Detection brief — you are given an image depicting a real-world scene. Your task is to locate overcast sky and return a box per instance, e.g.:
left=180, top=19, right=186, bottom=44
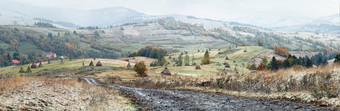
left=7, top=0, right=340, bottom=24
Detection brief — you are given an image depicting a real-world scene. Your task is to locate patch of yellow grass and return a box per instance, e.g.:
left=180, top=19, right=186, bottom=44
left=94, top=69, right=141, bottom=81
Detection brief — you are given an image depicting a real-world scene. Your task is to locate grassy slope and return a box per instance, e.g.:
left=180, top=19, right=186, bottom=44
left=0, top=46, right=268, bottom=76
left=152, top=46, right=269, bottom=76
left=0, top=57, right=155, bottom=75
left=77, top=23, right=235, bottom=52
left=2, top=20, right=339, bottom=60
left=0, top=40, right=9, bottom=49
left=0, top=59, right=124, bottom=75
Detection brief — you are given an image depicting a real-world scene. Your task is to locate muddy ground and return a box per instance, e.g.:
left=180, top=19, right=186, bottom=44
left=82, top=77, right=331, bottom=111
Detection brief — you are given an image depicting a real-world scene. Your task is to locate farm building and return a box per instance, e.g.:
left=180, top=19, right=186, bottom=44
left=10, top=60, right=21, bottom=65
left=46, top=52, right=57, bottom=58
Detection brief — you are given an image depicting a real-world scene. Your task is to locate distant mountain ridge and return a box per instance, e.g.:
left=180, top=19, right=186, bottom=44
left=271, top=13, right=340, bottom=34
left=314, top=14, right=339, bottom=25
left=0, top=0, right=145, bottom=27
left=0, top=0, right=274, bottom=29
left=0, top=0, right=338, bottom=33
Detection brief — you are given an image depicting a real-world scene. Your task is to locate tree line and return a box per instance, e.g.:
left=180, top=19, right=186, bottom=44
left=128, top=46, right=168, bottom=59
left=256, top=49, right=339, bottom=71
left=34, top=22, right=56, bottom=28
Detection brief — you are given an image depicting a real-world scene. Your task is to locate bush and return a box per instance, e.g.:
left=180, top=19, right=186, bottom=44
left=335, top=54, right=340, bottom=64
left=201, top=50, right=211, bottom=65
left=150, top=55, right=167, bottom=67
left=292, top=65, right=303, bottom=71
left=134, top=61, right=147, bottom=76
left=247, top=64, right=257, bottom=70
left=150, top=61, right=159, bottom=67
left=256, top=64, right=266, bottom=71
left=129, top=46, right=168, bottom=59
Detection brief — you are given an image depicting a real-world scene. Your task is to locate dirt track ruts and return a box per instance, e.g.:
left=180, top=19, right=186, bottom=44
left=82, top=77, right=331, bottom=111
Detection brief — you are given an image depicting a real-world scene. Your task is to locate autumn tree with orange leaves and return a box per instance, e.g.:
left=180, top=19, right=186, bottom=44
left=65, top=43, right=74, bottom=60
left=134, top=61, right=147, bottom=76
left=274, top=47, right=290, bottom=57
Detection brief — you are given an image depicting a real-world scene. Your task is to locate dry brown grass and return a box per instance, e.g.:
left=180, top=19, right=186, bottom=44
left=96, top=64, right=340, bottom=93
left=167, top=64, right=340, bottom=108
left=0, top=76, right=33, bottom=92
left=113, top=65, right=339, bottom=95
left=242, top=64, right=340, bottom=92
left=0, top=76, right=135, bottom=111
left=92, top=64, right=340, bottom=107
left=0, top=76, right=77, bottom=92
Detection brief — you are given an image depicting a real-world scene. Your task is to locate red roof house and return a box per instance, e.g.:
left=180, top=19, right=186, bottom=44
left=10, top=60, right=21, bottom=64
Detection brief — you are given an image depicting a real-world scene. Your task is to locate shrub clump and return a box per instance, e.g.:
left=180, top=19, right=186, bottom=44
left=134, top=61, right=147, bottom=76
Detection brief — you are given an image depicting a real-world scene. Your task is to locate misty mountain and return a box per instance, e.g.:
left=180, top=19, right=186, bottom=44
left=0, top=9, right=38, bottom=25
left=135, top=14, right=265, bottom=30
left=314, top=14, right=339, bottom=25
left=0, top=0, right=145, bottom=27
left=271, top=13, right=340, bottom=34
left=0, top=0, right=275, bottom=29
left=0, top=2, right=264, bottom=30
left=238, top=15, right=315, bottom=28
left=0, top=0, right=338, bottom=34
left=0, top=9, right=79, bottom=28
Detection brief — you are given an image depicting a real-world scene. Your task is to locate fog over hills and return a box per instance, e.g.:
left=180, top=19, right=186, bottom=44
left=0, top=0, right=339, bottom=33
left=0, top=1, right=261, bottom=29
left=314, top=13, right=339, bottom=25
left=271, top=13, right=340, bottom=34
left=0, top=0, right=146, bottom=26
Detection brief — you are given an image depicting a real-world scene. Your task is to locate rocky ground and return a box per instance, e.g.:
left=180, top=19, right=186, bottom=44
left=0, top=76, right=135, bottom=111
left=83, top=77, right=332, bottom=111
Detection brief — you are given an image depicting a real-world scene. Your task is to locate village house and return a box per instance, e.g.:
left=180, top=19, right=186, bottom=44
left=46, top=52, right=57, bottom=59
left=10, top=60, right=21, bottom=65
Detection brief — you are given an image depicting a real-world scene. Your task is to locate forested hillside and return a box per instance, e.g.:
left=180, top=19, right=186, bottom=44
left=0, top=25, right=123, bottom=66
left=1, top=19, right=339, bottom=67
left=92, top=20, right=339, bottom=52
left=158, top=20, right=338, bottom=51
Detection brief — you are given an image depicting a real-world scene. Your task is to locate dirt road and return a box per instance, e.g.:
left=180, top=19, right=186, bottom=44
left=82, top=77, right=330, bottom=111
